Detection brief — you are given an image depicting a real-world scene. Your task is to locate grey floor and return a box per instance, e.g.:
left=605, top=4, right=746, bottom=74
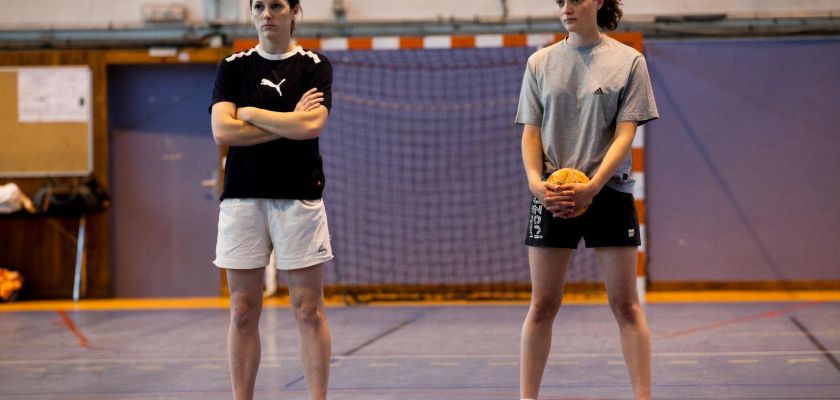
left=1, top=302, right=839, bottom=399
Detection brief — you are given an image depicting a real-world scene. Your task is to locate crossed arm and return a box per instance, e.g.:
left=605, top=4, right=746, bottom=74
left=211, top=88, right=328, bottom=146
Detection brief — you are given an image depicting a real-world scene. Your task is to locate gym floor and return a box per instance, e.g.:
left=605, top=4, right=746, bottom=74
left=1, top=292, right=839, bottom=399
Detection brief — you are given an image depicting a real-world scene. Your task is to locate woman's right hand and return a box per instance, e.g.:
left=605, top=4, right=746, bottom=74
left=532, top=180, right=574, bottom=218
left=295, top=88, right=324, bottom=112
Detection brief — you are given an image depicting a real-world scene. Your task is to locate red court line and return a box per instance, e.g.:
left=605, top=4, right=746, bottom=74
left=656, top=301, right=822, bottom=339
left=57, top=310, right=90, bottom=349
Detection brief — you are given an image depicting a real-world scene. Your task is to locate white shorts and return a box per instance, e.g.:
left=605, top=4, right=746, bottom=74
left=214, top=198, right=333, bottom=270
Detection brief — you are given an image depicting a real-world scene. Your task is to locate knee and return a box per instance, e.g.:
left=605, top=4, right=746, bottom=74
left=230, top=293, right=261, bottom=330
left=610, top=300, right=643, bottom=326
left=292, top=300, right=325, bottom=328
left=528, top=297, right=562, bottom=324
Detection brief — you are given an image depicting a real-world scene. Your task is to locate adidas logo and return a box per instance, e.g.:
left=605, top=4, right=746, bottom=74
left=593, top=87, right=605, bottom=96
left=317, top=244, right=328, bottom=253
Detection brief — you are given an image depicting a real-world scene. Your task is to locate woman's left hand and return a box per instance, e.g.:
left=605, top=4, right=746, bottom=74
left=295, top=88, right=324, bottom=112
left=557, top=181, right=599, bottom=218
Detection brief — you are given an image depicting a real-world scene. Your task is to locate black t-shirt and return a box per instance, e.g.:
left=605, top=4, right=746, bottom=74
left=211, top=45, right=333, bottom=200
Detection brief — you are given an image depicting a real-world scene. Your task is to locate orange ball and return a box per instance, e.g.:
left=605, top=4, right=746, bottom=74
left=546, top=168, right=590, bottom=218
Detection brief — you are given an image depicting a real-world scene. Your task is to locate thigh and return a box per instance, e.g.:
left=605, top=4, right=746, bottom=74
left=594, top=247, right=639, bottom=303
left=528, top=246, right=574, bottom=299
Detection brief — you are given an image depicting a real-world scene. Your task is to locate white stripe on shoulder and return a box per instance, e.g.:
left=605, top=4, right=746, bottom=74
left=295, top=46, right=321, bottom=64
left=225, top=47, right=257, bottom=62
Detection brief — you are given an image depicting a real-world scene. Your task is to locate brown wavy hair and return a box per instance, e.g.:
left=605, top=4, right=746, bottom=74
left=597, top=0, right=623, bottom=31
left=249, top=0, right=302, bottom=35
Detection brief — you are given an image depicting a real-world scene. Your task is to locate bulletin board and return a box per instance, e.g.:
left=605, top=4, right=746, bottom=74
left=0, top=66, right=93, bottom=177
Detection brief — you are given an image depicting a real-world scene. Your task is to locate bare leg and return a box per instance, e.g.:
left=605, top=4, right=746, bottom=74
left=520, top=247, right=573, bottom=400
left=226, top=268, right=266, bottom=400
left=287, top=264, right=331, bottom=400
left=595, top=247, right=651, bottom=400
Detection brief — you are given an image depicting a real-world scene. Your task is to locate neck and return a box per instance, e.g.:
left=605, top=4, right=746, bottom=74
left=258, top=36, right=295, bottom=55
left=566, top=28, right=602, bottom=48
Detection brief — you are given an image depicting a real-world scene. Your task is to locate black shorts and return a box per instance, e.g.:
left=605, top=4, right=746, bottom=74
left=525, top=186, right=641, bottom=249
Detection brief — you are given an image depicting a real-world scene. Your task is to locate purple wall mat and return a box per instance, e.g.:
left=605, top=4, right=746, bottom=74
left=644, top=37, right=840, bottom=282
left=109, top=65, right=221, bottom=297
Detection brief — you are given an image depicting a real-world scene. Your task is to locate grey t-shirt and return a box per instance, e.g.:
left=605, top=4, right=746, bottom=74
left=515, top=35, right=658, bottom=193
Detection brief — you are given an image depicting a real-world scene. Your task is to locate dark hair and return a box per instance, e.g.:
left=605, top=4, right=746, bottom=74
left=597, top=0, right=623, bottom=30
left=250, top=0, right=302, bottom=36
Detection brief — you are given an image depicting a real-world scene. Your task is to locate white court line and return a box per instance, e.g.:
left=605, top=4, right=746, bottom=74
left=430, top=361, right=460, bottom=366
left=16, top=367, right=46, bottom=372
left=76, top=366, right=105, bottom=371
left=548, top=361, right=579, bottom=365
left=1, top=350, right=838, bottom=365
left=0, top=356, right=239, bottom=365
left=332, top=350, right=840, bottom=359
left=135, top=365, right=164, bottom=370
left=334, top=350, right=840, bottom=359
left=727, top=359, right=760, bottom=364
left=369, top=362, right=401, bottom=368
left=788, top=358, right=819, bottom=364
left=668, top=360, right=699, bottom=365
left=192, top=364, right=223, bottom=370
left=488, top=361, right=518, bottom=366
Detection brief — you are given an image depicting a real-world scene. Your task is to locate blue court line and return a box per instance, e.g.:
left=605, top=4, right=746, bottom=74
left=339, top=309, right=428, bottom=357
left=282, top=309, right=428, bottom=388
left=790, top=316, right=840, bottom=374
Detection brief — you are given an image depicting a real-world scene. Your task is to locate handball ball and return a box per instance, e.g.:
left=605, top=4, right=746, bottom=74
left=546, top=168, right=590, bottom=218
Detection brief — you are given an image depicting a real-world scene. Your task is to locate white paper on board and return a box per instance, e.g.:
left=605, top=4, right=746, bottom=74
left=18, top=67, right=91, bottom=123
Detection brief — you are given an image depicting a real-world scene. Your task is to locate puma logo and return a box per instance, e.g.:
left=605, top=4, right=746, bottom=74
left=260, top=78, right=286, bottom=96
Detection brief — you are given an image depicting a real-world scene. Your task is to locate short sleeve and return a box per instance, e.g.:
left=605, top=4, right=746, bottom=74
left=515, top=56, right=543, bottom=126
left=617, top=56, right=659, bottom=126
left=209, top=58, right=239, bottom=113
left=307, top=54, right=333, bottom=111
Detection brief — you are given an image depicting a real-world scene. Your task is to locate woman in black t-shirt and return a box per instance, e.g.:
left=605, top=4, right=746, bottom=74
left=209, top=1, right=333, bottom=399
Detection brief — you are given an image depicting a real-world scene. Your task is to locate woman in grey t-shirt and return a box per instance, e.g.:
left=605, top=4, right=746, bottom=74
left=515, top=1, right=658, bottom=399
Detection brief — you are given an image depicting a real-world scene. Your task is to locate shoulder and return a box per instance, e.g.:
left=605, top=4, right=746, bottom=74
left=222, top=47, right=260, bottom=64
left=602, top=36, right=644, bottom=62
left=297, top=47, right=331, bottom=67
left=527, top=41, right=565, bottom=71
left=296, top=49, right=332, bottom=85
left=294, top=48, right=332, bottom=80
